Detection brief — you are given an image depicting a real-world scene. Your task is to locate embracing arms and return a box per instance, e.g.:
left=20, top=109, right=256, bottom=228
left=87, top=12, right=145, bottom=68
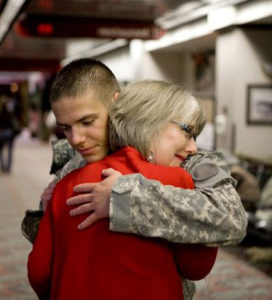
left=109, top=151, right=247, bottom=246
left=67, top=150, right=247, bottom=246
left=22, top=139, right=247, bottom=247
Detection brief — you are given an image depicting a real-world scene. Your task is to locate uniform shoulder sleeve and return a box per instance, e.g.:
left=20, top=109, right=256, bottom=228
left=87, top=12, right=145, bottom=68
left=50, top=139, right=76, bottom=175
left=21, top=210, right=44, bottom=243
left=55, top=151, right=86, bottom=180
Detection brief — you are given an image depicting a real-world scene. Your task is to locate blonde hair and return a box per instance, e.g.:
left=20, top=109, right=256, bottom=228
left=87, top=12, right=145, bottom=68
left=109, top=80, right=206, bottom=158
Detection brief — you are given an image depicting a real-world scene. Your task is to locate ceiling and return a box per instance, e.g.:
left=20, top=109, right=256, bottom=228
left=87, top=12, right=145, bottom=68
left=0, top=0, right=271, bottom=72
left=0, top=0, right=184, bottom=71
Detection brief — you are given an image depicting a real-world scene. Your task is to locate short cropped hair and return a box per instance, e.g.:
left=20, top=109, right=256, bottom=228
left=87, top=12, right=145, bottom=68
left=109, top=80, right=206, bottom=158
left=50, top=58, right=120, bottom=107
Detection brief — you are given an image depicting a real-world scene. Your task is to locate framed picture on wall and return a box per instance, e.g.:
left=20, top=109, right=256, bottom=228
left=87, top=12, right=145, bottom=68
left=247, top=84, right=272, bottom=125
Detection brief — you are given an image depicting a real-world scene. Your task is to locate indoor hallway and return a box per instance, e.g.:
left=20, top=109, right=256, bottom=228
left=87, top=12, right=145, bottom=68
left=0, top=131, right=272, bottom=299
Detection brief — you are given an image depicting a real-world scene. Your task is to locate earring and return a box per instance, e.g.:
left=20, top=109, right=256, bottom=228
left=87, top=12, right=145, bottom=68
left=147, top=151, right=154, bottom=162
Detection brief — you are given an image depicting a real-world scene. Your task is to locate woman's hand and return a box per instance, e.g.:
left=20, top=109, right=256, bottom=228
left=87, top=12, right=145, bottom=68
left=41, top=179, right=58, bottom=211
left=66, top=168, right=122, bottom=230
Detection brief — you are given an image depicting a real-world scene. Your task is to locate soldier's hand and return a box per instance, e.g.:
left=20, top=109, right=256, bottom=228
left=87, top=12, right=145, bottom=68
left=66, top=168, right=122, bottom=230
left=41, top=179, right=58, bottom=211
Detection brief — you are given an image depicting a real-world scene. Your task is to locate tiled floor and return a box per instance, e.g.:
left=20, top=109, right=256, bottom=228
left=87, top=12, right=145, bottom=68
left=1, top=131, right=272, bottom=299
left=195, top=249, right=272, bottom=300
left=0, top=132, right=53, bottom=300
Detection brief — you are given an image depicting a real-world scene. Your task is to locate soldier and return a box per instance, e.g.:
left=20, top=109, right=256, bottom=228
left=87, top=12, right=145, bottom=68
left=28, top=80, right=218, bottom=300
left=22, top=58, right=247, bottom=299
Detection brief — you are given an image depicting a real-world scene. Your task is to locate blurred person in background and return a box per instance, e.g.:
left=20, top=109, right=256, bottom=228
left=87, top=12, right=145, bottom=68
left=0, top=95, right=21, bottom=173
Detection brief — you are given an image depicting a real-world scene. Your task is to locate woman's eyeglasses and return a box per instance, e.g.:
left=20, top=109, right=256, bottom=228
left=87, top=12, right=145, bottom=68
left=171, top=121, right=196, bottom=140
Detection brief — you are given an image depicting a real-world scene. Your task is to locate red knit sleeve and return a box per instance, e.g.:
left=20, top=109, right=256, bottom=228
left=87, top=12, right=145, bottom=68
left=172, top=244, right=218, bottom=281
left=28, top=207, right=53, bottom=298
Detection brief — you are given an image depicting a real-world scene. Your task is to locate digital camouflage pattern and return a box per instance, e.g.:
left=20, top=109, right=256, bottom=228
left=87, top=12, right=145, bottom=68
left=21, top=210, right=44, bottom=243
left=21, top=212, right=43, bottom=244
left=110, top=149, right=248, bottom=246
left=50, top=138, right=86, bottom=179
left=55, top=151, right=86, bottom=180
left=49, top=139, right=76, bottom=175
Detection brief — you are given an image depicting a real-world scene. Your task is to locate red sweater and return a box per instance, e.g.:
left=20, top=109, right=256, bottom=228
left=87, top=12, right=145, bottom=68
left=28, top=146, right=217, bottom=300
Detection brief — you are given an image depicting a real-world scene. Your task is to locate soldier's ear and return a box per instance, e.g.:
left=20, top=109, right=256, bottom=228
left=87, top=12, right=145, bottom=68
left=111, top=92, right=119, bottom=103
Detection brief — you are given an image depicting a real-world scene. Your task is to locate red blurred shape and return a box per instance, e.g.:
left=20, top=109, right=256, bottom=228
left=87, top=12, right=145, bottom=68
left=15, top=15, right=165, bottom=40
left=37, top=23, right=54, bottom=35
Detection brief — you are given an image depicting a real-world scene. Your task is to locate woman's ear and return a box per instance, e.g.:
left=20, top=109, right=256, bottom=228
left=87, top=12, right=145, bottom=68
left=111, top=92, right=119, bottom=103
